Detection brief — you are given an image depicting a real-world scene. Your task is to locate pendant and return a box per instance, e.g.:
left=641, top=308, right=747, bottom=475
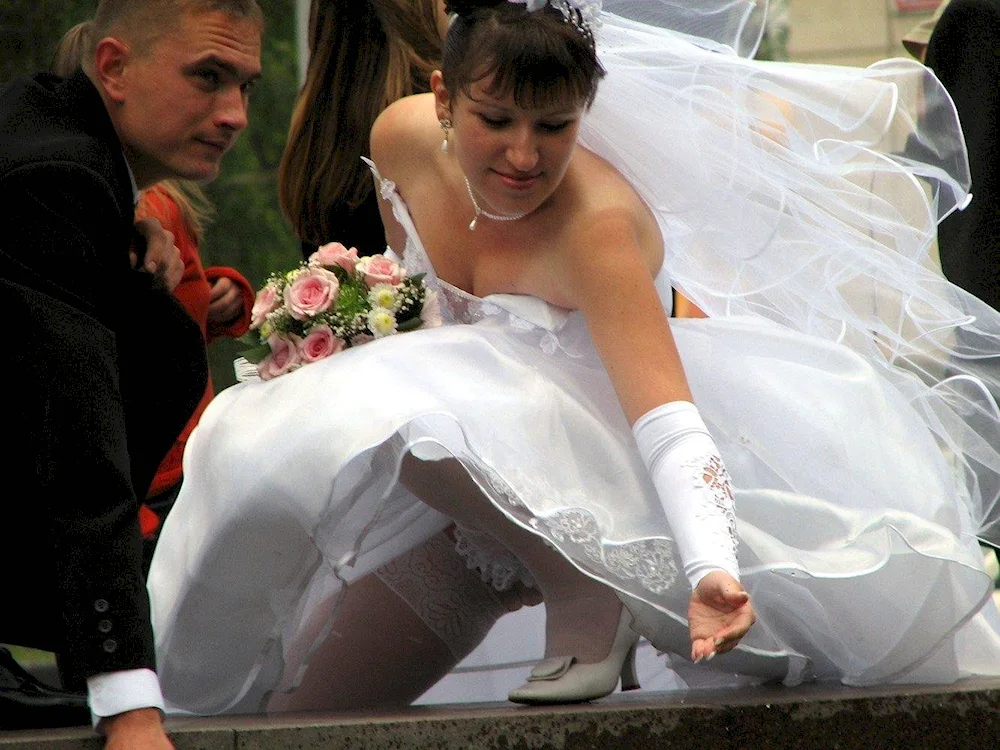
left=469, top=216, right=478, bottom=231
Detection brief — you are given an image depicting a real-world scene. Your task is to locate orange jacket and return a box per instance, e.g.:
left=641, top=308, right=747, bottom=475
left=137, top=185, right=254, bottom=510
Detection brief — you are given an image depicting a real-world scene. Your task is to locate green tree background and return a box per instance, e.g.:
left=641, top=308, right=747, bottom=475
left=1, top=0, right=302, bottom=391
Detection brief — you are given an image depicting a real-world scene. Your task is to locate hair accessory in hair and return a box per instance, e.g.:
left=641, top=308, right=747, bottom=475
left=507, top=0, right=602, bottom=37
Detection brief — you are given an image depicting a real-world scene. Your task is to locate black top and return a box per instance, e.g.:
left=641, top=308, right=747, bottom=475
left=300, top=189, right=388, bottom=261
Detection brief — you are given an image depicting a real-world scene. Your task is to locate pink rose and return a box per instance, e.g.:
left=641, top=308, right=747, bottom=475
left=299, top=325, right=346, bottom=363
left=250, top=281, right=281, bottom=329
left=284, top=268, right=340, bottom=320
left=356, top=254, right=404, bottom=287
left=258, top=334, right=301, bottom=381
left=309, top=242, right=360, bottom=273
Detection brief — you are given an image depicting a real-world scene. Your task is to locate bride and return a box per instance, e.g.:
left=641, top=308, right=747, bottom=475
left=149, top=0, right=1000, bottom=715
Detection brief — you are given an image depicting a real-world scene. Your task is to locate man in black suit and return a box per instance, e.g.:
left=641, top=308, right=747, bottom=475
left=0, top=0, right=262, bottom=746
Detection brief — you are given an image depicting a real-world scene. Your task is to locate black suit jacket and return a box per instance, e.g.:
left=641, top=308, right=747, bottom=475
left=0, top=69, right=207, bottom=687
left=925, top=0, right=1000, bottom=311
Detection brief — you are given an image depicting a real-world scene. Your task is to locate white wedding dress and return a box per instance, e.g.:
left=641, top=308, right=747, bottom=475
left=148, top=0, right=1000, bottom=716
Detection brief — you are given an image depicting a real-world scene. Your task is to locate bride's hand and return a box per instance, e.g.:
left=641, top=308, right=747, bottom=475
left=688, top=570, right=755, bottom=662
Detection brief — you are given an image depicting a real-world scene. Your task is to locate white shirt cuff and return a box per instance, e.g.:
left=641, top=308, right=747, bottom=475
left=87, top=668, right=164, bottom=729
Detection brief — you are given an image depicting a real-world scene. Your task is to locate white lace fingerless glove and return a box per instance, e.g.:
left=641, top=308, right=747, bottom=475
left=632, top=401, right=740, bottom=589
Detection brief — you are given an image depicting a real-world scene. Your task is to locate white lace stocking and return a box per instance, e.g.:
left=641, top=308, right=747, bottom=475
left=373, top=530, right=514, bottom=660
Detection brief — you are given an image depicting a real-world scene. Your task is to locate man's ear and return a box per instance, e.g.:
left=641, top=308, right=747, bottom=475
left=431, top=70, right=451, bottom=121
left=93, top=37, right=130, bottom=104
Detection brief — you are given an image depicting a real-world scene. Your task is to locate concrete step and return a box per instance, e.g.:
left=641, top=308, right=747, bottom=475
left=2, top=678, right=999, bottom=749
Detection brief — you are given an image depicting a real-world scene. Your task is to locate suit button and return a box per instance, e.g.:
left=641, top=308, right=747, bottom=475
left=102, top=639, right=117, bottom=653
left=98, top=619, right=113, bottom=634
left=94, top=599, right=109, bottom=613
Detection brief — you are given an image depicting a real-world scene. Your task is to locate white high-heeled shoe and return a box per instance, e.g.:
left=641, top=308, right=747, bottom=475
left=507, top=607, right=640, bottom=705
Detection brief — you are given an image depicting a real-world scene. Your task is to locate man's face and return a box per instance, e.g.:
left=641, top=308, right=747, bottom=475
left=116, top=9, right=262, bottom=186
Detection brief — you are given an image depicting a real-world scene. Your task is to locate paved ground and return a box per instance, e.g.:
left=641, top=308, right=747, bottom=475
left=5, top=551, right=999, bottom=747
left=3, top=677, right=1000, bottom=749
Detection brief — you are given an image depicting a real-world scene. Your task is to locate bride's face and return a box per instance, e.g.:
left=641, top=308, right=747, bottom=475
left=441, top=74, right=584, bottom=217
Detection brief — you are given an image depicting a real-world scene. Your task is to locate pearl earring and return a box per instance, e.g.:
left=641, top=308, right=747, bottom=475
left=440, top=118, right=452, bottom=153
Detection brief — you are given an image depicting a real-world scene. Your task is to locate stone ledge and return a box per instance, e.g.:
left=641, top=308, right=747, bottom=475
left=3, top=678, right=999, bottom=749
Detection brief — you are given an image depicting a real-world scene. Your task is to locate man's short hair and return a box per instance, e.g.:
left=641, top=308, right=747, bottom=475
left=91, top=0, right=264, bottom=59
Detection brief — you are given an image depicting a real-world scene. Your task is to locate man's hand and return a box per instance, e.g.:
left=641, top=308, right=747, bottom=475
left=132, top=218, right=184, bottom=292
left=688, top=570, right=755, bottom=663
left=102, top=707, right=174, bottom=749
left=207, top=277, right=244, bottom=325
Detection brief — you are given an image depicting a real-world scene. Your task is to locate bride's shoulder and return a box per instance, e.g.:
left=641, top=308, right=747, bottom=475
left=572, top=148, right=644, bottom=211
left=563, top=148, right=664, bottom=271
left=571, top=149, right=661, bottom=234
left=375, top=93, right=435, bottom=130
left=371, top=94, right=438, bottom=175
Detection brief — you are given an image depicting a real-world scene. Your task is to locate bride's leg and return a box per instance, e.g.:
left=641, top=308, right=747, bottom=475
left=399, top=455, right=624, bottom=664
left=266, top=530, right=531, bottom=712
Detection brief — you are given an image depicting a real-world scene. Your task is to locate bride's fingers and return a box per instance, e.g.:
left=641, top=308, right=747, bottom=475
left=704, top=590, right=749, bottom=614
left=724, top=589, right=750, bottom=605
left=693, top=614, right=748, bottom=660
left=691, top=636, right=717, bottom=662
left=711, top=610, right=755, bottom=653
left=699, top=583, right=749, bottom=610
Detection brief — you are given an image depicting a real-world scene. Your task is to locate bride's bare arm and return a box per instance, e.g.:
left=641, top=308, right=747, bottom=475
left=562, top=206, right=754, bottom=658
left=561, top=206, right=692, bottom=424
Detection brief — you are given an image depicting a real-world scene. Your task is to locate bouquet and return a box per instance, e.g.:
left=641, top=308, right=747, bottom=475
left=239, top=242, right=440, bottom=380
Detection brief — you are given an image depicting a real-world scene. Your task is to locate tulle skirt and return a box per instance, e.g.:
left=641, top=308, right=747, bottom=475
left=149, top=305, right=1000, bottom=714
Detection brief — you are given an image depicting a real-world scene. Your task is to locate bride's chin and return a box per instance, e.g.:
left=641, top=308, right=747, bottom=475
left=495, top=186, right=553, bottom=214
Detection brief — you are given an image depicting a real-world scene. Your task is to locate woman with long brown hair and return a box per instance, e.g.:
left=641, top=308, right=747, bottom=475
left=278, top=0, right=446, bottom=257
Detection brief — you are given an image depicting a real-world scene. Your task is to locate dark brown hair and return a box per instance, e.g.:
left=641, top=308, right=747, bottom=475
left=277, top=0, right=443, bottom=247
left=442, top=1, right=604, bottom=110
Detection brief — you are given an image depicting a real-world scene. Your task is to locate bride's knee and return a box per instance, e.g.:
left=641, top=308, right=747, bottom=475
left=399, top=453, right=487, bottom=515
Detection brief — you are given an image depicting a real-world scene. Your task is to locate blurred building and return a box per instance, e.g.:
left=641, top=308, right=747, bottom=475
left=788, top=0, right=946, bottom=65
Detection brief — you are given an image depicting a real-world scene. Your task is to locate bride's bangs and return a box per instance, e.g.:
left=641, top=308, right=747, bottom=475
left=478, top=35, right=600, bottom=111
left=444, top=5, right=605, bottom=110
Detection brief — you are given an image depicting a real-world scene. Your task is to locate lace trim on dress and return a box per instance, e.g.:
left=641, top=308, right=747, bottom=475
left=473, top=461, right=681, bottom=596
left=545, top=510, right=680, bottom=595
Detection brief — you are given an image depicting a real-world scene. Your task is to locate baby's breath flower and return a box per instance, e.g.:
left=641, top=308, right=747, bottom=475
left=367, top=308, right=398, bottom=338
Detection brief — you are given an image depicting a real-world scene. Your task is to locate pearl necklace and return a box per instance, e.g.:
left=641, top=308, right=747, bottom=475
left=463, top=176, right=530, bottom=231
